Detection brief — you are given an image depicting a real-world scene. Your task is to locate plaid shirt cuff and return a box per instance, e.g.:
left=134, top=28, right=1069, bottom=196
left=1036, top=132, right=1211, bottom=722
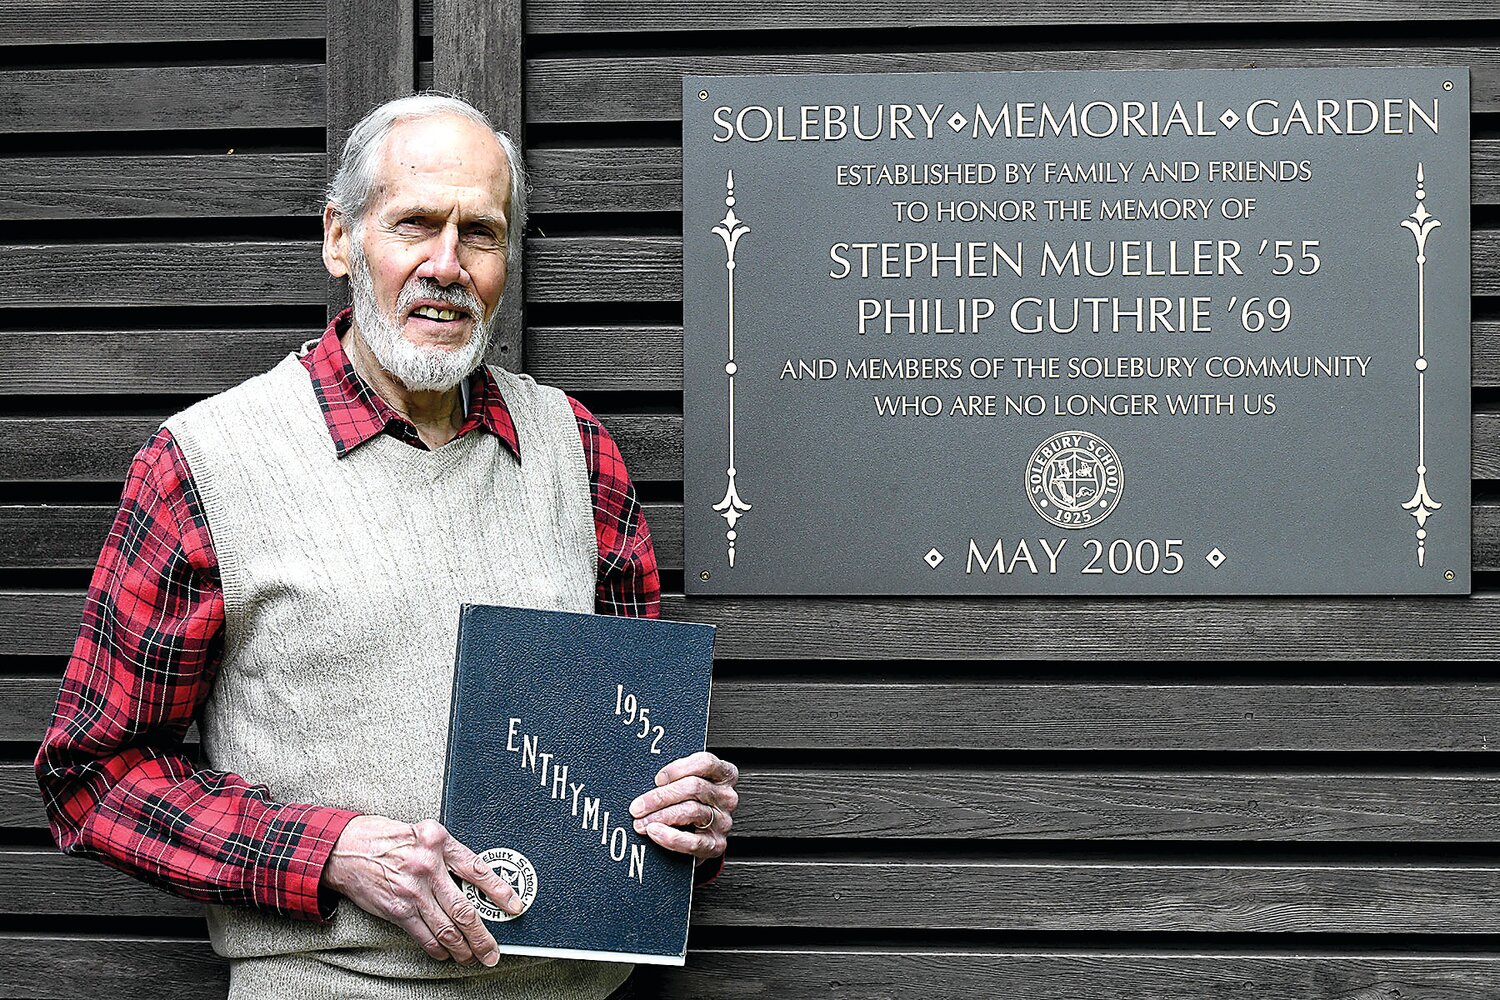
left=255, top=803, right=361, bottom=921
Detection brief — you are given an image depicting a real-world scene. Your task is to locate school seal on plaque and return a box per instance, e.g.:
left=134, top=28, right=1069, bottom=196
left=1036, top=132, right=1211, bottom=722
left=463, top=847, right=540, bottom=921
left=1026, top=430, right=1124, bottom=529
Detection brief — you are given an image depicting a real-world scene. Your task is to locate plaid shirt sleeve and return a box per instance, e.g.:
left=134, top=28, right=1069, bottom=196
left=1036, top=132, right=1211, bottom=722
left=570, top=397, right=663, bottom=620
left=33, top=427, right=358, bottom=921
left=569, top=398, right=724, bottom=886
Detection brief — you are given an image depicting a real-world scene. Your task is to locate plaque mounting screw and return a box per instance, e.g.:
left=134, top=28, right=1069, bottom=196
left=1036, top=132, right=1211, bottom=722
left=699, top=90, right=709, bottom=101
left=1443, top=81, right=1454, bottom=91
left=700, top=570, right=711, bottom=581
left=1445, top=570, right=1456, bottom=581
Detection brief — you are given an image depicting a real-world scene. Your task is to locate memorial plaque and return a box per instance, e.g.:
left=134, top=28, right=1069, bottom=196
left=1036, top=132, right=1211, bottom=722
left=681, top=68, right=1471, bottom=595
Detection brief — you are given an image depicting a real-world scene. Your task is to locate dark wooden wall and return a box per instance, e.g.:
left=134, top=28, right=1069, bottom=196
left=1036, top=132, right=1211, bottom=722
left=3, top=1, right=1500, bottom=997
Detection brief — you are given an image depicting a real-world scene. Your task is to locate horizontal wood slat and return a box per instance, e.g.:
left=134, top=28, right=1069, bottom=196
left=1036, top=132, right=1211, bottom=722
left=529, top=4, right=1500, bottom=32
left=9, top=848, right=1500, bottom=933
left=5, top=411, right=1492, bottom=486
left=531, top=142, right=1500, bottom=213
left=0, top=763, right=44, bottom=828
left=0, top=1, right=324, bottom=45
left=526, top=231, right=1500, bottom=302
left=0, top=243, right=323, bottom=308
left=735, top=768, right=1500, bottom=841
left=0, top=155, right=325, bottom=220
left=525, top=236, right=682, bottom=302
left=10, top=760, right=1500, bottom=841
left=3, top=232, right=1494, bottom=307
left=7, top=669, right=1500, bottom=743
left=7, top=501, right=1500, bottom=579
left=2, top=942, right=1499, bottom=1000
left=527, top=48, right=1500, bottom=120
left=528, top=146, right=680, bottom=214
left=0, top=65, right=323, bottom=134
left=0, top=329, right=316, bottom=395
left=4, top=321, right=1497, bottom=395
left=0, top=413, right=680, bottom=483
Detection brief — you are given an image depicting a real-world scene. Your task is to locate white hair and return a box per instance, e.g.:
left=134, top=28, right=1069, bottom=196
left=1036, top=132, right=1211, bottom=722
left=326, top=92, right=527, bottom=274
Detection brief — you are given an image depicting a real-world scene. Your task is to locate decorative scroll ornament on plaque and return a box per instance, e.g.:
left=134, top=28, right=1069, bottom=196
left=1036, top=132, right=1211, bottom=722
left=710, top=170, right=751, bottom=567
left=1400, top=163, right=1442, bottom=567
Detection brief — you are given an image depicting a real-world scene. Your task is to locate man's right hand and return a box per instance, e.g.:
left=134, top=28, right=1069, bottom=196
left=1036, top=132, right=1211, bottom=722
left=321, top=815, right=523, bottom=966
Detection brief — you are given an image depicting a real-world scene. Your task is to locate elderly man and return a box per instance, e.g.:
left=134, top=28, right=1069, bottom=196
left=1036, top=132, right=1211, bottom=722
left=36, top=93, right=737, bottom=998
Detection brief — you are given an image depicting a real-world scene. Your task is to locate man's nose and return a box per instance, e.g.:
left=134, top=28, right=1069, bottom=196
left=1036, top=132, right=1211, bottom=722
left=420, top=224, right=467, bottom=287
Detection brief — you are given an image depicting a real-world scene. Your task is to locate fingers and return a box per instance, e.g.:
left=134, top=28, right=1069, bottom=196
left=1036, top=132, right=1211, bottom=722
left=630, top=774, right=738, bottom=823
left=384, top=896, right=453, bottom=963
left=653, top=751, right=739, bottom=788
left=443, top=836, right=525, bottom=917
left=632, top=799, right=731, bottom=837
left=408, top=821, right=505, bottom=967
left=643, top=819, right=727, bottom=860
left=430, top=867, right=500, bottom=967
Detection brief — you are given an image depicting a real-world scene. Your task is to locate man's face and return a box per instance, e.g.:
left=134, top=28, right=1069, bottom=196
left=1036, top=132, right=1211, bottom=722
left=325, top=113, right=512, bottom=391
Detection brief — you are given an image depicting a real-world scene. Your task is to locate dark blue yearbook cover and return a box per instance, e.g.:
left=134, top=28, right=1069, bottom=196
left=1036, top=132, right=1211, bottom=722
left=441, top=603, right=716, bottom=965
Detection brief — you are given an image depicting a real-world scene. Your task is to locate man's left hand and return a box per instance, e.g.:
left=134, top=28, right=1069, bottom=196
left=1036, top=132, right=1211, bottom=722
left=629, top=751, right=738, bottom=861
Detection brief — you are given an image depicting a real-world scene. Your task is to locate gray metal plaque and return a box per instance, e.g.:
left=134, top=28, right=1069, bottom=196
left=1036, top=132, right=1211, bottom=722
left=681, top=68, right=1471, bottom=595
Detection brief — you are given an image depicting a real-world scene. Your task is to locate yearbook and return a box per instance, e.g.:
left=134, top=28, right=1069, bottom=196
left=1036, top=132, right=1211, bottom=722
left=440, top=603, right=717, bottom=966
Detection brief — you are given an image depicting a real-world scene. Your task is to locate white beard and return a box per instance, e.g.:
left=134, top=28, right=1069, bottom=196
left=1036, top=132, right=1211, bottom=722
left=348, top=242, right=499, bottom=392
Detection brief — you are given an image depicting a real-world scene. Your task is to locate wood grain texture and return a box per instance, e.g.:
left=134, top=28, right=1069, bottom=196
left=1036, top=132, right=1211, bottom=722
left=0, top=413, right=678, bottom=483
left=573, top=860, right=1500, bottom=933
left=0, top=329, right=316, bottom=395
left=526, top=325, right=683, bottom=390
left=0, top=1, right=323, bottom=44
left=0, top=65, right=323, bottom=133
left=524, top=236, right=683, bottom=302
left=0, top=243, right=323, bottom=308
left=326, top=0, right=415, bottom=319
left=527, top=147, right=681, bottom=214
left=526, top=3, right=1500, bottom=33
left=326, top=0, right=415, bottom=148
left=7, top=501, right=1500, bottom=580
left=530, top=141, right=1500, bottom=212
left=435, top=0, right=525, bottom=370
left=736, top=768, right=1500, bottom=841
left=7, top=669, right=1500, bottom=742
left=9, top=847, right=1500, bottom=933
left=527, top=48, right=1500, bottom=121
left=0, top=763, right=46, bottom=829
left=10, top=759, right=1500, bottom=841
left=663, top=598, right=1500, bottom=661
left=0, top=155, right=325, bottom=220
left=3, top=942, right=1500, bottom=1000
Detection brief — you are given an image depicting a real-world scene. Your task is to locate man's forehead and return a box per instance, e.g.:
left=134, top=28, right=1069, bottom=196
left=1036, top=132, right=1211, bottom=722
left=369, top=115, right=511, bottom=212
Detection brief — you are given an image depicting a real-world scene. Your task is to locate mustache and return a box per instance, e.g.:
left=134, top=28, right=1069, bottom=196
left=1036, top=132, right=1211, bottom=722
left=397, top=277, right=485, bottom=317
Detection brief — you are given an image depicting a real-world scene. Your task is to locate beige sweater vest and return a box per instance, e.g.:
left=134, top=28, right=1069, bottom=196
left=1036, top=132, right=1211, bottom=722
left=164, top=351, right=632, bottom=998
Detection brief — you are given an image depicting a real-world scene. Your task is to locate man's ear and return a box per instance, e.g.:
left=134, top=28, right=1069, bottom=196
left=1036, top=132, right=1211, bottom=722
left=323, top=203, right=351, bottom=278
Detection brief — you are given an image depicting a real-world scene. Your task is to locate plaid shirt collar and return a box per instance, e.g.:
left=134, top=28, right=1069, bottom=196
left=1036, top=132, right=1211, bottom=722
left=298, top=308, right=520, bottom=461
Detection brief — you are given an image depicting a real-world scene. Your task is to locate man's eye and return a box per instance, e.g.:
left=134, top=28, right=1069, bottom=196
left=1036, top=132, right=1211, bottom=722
left=464, top=229, right=501, bottom=245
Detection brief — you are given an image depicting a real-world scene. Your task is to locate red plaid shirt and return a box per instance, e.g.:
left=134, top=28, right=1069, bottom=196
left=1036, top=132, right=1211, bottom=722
left=37, top=310, right=718, bottom=923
